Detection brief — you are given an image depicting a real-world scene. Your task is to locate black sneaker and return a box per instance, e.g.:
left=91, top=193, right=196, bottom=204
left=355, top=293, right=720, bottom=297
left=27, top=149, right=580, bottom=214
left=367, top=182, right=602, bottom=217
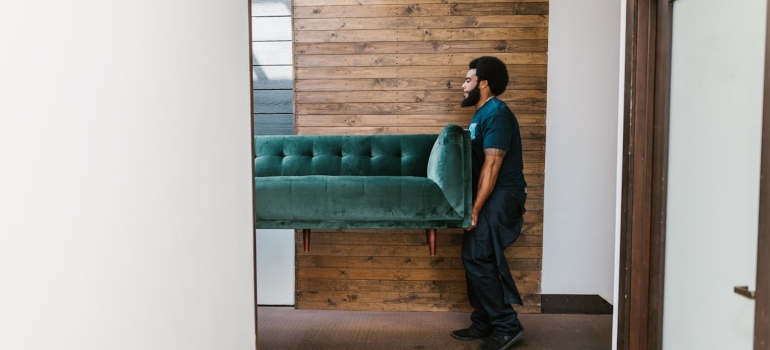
left=451, top=327, right=490, bottom=341
left=478, top=328, right=524, bottom=350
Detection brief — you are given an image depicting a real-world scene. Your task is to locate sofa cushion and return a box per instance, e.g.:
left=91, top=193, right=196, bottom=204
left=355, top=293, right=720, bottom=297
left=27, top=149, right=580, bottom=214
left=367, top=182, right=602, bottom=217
left=255, top=176, right=459, bottom=222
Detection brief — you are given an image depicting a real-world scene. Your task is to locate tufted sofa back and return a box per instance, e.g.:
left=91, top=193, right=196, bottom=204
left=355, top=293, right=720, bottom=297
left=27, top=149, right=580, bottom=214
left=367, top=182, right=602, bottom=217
left=254, top=134, right=439, bottom=177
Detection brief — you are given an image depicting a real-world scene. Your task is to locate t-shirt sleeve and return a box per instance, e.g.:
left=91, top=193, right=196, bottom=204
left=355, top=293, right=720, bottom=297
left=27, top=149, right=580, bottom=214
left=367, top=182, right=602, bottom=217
left=481, top=111, right=513, bottom=151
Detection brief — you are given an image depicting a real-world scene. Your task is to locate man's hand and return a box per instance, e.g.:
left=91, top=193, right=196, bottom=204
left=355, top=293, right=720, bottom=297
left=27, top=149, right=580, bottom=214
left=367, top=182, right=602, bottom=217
left=465, top=206, right=481, bottom=231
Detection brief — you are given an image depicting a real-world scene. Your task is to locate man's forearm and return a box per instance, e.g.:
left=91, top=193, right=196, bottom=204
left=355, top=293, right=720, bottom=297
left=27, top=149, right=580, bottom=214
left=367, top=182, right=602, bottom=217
left=474, top=156, right=502, bottom=212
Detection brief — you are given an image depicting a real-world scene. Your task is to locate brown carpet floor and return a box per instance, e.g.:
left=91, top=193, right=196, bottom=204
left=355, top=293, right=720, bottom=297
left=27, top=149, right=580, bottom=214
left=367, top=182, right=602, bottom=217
left=258, top=307, right=612, bottom=350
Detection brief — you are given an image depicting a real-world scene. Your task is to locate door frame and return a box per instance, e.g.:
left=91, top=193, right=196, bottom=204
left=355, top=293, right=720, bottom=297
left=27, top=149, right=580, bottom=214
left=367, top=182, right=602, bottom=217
left=619, top=0, right=770, bottom=349
left=248, top=1, right=259, bottom=348
left=617, top=0, right=673, bottom=349
left=246, top=0, right=770, bottom=347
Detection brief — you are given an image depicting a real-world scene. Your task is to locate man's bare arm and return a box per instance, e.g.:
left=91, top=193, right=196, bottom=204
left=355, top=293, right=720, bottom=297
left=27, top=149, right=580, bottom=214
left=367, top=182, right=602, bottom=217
left=467, top=148, right=507, bottom=230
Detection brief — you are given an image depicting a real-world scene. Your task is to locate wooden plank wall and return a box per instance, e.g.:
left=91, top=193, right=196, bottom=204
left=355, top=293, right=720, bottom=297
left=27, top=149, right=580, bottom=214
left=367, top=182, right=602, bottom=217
left=292, top=0, right=548, bottom=313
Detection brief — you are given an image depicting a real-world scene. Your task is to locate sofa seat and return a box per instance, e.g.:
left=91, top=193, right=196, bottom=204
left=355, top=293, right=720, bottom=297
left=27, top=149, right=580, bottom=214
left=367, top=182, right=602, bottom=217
left=256, top=175, right=460, bottom=228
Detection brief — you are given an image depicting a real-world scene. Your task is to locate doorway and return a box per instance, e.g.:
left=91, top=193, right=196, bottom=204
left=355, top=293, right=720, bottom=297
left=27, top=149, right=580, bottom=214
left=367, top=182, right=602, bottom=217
left=617, top=0, right=770, bottom=349
left=251, top=0, right=770, bottom=349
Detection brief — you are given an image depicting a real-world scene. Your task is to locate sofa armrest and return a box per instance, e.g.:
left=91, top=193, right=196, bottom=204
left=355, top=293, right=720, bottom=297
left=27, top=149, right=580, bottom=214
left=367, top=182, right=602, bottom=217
left=427, top=124, right=472, bottom=228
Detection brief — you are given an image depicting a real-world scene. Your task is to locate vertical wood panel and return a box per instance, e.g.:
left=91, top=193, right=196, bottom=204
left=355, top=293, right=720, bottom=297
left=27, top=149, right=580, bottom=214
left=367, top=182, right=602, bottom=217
left=647, top=1, right=673, bottom=349
left=617, top=0, right=675, bottom=349
left=293, top=0, right=548, bottom=313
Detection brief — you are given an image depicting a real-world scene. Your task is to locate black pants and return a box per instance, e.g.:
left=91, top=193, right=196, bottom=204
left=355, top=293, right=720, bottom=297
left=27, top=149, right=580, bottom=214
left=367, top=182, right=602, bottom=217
left=462, top=189, right=526, bottom=336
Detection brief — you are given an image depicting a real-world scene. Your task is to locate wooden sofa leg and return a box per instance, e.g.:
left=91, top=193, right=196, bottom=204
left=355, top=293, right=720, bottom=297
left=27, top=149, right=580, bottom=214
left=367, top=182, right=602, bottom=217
left=427, top=228, right=437, bottom=256
left=303, top=229, right=311, bottom=252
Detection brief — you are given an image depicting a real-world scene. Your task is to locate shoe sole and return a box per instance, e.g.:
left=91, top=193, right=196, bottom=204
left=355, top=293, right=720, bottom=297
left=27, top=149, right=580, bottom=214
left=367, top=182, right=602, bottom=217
left=497, top=330, right=525, bottom=350
left=451, top=332, right=489, bottom=341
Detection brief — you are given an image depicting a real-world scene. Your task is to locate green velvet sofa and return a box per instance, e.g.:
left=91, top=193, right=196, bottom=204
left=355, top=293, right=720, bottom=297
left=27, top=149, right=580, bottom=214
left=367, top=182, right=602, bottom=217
left=254, top=124, right=471, bottom=255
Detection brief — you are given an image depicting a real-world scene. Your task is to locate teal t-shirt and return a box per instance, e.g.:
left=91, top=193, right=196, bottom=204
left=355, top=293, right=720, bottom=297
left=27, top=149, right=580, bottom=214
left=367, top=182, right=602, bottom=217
left=467, top=97, right=527, bottom=192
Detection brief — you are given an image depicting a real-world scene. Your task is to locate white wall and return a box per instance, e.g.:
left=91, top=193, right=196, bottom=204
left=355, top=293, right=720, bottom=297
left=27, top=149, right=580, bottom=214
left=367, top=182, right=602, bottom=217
left=0, top=1, right=256, bottom=349
left=663, top=0, right=765, bottom=348
left=543, top=0, right=622, bottom=302
left=256, top=229, right=295, bottom=305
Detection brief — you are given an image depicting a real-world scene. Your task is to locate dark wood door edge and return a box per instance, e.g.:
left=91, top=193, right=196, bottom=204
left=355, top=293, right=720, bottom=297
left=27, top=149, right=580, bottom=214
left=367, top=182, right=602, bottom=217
left=647, top=1, right=673, bottom=349
left=754, top=2, right=770, bottom=348
left=617, top=0, right=673, bottom=349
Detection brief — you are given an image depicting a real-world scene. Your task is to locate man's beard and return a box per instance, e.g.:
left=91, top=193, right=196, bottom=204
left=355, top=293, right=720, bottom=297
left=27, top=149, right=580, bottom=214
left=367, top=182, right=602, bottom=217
left=461, top=85, right=481, bottom=107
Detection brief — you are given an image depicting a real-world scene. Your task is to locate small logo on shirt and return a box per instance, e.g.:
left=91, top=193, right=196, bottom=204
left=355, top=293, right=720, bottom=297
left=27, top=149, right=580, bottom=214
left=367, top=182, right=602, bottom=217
left=469, top=123, right=477, bottom=140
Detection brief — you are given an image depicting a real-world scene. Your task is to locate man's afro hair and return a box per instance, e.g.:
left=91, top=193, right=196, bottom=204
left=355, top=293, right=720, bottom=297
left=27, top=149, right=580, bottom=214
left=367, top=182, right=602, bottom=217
left=469, top=56, right=509, bottom=96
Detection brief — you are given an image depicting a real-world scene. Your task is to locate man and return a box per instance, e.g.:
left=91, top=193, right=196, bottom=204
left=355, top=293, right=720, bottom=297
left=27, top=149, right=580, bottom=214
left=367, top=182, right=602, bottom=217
left=451, top=56, right=528, bottom=350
